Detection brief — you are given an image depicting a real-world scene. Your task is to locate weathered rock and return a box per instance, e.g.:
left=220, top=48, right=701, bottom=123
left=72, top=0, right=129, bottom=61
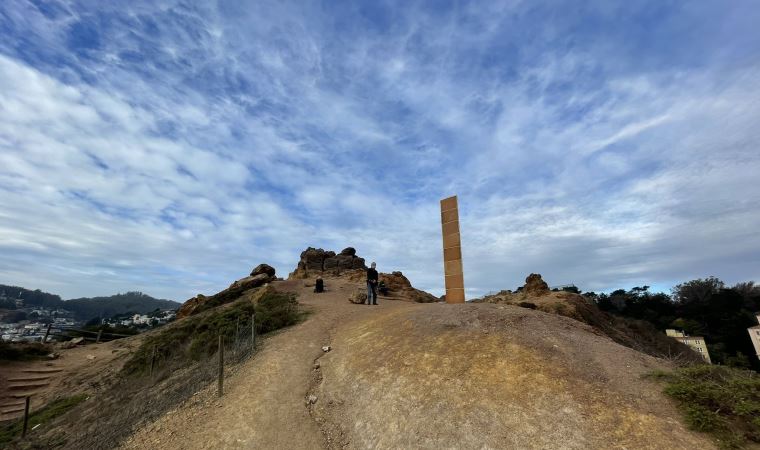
left=378, top=271, right=438, bottom=303
left=523, top=273, right=550, bottom=295
left=177, top=294, right=208, bottom=318
left=290, top=247, right=366, bottom=278
left=177, top=271, right=275, bottom=318
left=229, top=273, right=271, bottom=290
left=250, top=263, right=276, bottom=277
left=349, top=289, right=367, bottom=304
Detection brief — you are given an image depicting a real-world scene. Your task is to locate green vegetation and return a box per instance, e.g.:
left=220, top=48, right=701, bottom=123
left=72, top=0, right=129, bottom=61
left=122, top=289, right=302, bottom=375
left=0, top=394, right=87, bottom=446
left=0, top=284, right=180, bottom=321
left=0, top=341, right=50, bottom=361
left=586, top=278, right=760, bottom=371
left=648, top=365, right=760, bottom=448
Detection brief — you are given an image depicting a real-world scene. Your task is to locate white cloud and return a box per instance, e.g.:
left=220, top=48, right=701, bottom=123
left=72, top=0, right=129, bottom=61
left=0, top=0, right=759, bottom=302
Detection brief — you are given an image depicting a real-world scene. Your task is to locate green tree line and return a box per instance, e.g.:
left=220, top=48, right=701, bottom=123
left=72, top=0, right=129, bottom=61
left=583, top=277, right=760, bottom=371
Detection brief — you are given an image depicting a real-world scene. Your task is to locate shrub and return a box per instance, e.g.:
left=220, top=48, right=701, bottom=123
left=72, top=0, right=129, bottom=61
left=0, top=394, right=87, bottom=445
left=122, top=289, right=302, bottom=375
left=648, top=365, right=760, bottom=448
left=0, top=341, right=50, bottom=361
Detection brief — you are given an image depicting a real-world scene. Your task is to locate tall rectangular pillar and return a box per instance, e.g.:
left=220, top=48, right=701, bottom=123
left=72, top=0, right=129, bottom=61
left=440, top=195, right=465, bottom=303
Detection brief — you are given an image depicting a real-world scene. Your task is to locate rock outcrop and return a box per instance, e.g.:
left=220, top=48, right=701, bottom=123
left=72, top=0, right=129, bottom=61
left=378, top=271, right=438, bottom=303
left=251, top=263, right=276, bottom=277
left=523, top=273, right=550, bottom=294
left=178, top=264, right=276, bottom=318
left=289, top=247, right=366, bottom=278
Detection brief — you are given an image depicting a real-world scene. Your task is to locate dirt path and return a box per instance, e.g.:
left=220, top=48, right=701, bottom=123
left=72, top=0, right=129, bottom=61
left=122, top=278, right=413, bottom=449
left=122, top=279, right=715, bottom=450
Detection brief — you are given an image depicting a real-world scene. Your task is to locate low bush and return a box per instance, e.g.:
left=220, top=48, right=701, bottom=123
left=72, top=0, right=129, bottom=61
left=0, top=341, right=50, bottom=361
left=648, top=365, right=760, bottom=448
left=122, top=288, right=302, bottom=375
left=0, top=394, right=87, bottom=446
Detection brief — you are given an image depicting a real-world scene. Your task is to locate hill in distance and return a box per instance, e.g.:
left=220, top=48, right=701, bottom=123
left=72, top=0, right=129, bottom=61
left=0, top=284, right=179, bottom=320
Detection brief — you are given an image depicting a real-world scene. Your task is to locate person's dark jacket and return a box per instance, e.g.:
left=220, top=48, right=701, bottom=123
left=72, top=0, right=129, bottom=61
left=366, top=267, right=378, bottom=285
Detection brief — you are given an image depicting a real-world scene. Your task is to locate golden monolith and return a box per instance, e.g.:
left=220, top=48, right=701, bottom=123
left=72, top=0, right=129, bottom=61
left=440, top=195, right=465, bottom=303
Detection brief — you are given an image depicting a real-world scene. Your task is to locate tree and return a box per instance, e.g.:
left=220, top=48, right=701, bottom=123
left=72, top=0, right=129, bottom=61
left=4, top=311, right=27, bottom=322
left=672, top=277, right=724, bottom=305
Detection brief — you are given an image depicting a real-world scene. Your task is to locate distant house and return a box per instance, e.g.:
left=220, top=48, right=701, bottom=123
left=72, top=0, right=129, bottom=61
left=748, top=314, right=760, bottom=361
left=666, top=329, right=712, bottom=364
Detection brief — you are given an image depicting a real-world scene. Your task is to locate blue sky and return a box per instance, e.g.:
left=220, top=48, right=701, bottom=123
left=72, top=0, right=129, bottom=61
left=1, top=0, right=759, bottom=300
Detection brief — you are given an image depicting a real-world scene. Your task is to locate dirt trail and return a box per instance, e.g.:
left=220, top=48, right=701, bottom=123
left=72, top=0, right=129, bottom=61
left=0, top=335, right=141, bottom=423
left=122, top=279, right=715, bottom=450
left=122, top=278, right=411, bottom=449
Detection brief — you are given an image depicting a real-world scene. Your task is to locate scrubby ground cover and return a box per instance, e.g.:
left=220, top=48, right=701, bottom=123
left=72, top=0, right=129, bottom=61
left=0, top=342, right=50, bottom=361
left=0, top=395, right=87, bottom=446
left=123, top=288, right=301, bottom=375
left=8, top=287, right=305, bottom=449
left=648, top=365, right=760, bottom=449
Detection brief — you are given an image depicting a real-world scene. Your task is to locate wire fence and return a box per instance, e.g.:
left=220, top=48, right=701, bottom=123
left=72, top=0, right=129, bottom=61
left=18, top=311, right=261, bottom=450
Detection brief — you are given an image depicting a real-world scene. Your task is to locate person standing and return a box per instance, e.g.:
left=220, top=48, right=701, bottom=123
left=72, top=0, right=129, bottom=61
left=366, top=262, right=379, bottom=305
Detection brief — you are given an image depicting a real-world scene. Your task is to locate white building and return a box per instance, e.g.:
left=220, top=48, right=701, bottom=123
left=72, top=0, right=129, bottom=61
left=666, top=329, right=712, bottom=364
left=748, top=314, right=760, bottom=361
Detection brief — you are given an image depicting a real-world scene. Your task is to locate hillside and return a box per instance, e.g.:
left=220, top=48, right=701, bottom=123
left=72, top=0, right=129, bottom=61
left=3, top=258, right=722, bottom=449
left=472, top=274, right=703, bottom=364
left=119, top=277, right=714, bottom=449
left=0, top=284, right=179, bottom=320
left=65, top=292, right=180, bottom=320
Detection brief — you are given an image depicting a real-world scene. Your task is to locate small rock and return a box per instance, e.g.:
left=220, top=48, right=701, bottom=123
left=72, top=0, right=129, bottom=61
left=86, top=354, right=96, bottom=360
left=314, top=362, right=321, bottom=369
left=308, top=395, right=318, bottom=404
left=322, top=346, right=331, bottom=352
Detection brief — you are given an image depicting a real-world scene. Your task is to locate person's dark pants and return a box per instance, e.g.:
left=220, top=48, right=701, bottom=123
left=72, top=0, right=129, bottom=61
left=366, top=282, right=378, bottom=305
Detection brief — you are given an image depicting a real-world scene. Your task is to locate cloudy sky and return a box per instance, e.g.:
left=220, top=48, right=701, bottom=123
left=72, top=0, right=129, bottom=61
left=1, top=0, right=759, bottom=301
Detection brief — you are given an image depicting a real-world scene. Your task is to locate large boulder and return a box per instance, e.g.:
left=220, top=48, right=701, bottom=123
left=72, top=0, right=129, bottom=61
left=523, top=273, right=550, bottom=295
left=250, top=263, right=276, bottom=277
left=289, top=247, right=366, bottom=278
left=349, top=289, right=367, bottom=304
left=229, top=273, right=271, bottom=291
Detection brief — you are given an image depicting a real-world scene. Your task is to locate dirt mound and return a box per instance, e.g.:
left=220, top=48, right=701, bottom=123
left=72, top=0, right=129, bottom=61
left=116, top=279, right=714, bottom=450
left=474, top=278, right=701, bottom=363
left=310, top=303, right=714, bottom=449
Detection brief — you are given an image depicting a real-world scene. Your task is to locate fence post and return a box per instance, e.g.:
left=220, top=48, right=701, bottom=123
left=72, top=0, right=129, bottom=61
left=217, top=335, right=224, bottom=397
left=22, top=396, right=30, bottom=437
left=149, top=345, right=157, bottom=378
left=43, top=323, right=52, bottom=344
left=96, top=328, right=103, bottom=343
left=251, top=313, right=256, bottom=350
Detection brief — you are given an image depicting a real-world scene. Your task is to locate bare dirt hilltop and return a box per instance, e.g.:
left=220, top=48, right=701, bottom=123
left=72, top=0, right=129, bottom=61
left=122, top=277, right=714, bottom=450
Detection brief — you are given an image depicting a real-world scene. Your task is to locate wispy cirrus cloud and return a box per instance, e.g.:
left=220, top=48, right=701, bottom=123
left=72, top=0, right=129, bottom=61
left=0, top=0, right=759, bottom=300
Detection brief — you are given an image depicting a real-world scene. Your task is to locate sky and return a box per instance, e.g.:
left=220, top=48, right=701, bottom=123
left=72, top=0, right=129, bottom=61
left=1, top=0, right=759, bottom=301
